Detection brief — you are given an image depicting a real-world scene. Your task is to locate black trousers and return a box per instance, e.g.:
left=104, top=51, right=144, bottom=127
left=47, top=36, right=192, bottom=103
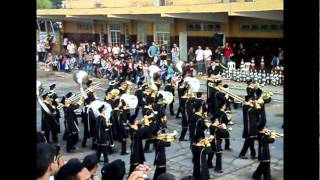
left=121, top=139, right=127, bottom=154
left=252, top=162, right=271, bottom=180
left=176, top=106, right=181, bottom=117
left=189, top=125, right=195, bottom=140
left=96, top=144, right=109, bottom=164
left=45, top=130, right=58, bottom=143
left=144, top=139, right=154, bottom=151
left=66, top=133, right=78, bottom=151
left=133, top=106, right=141, bottom=120
left=239, top=138, right=256, bottom=157
left=153, top=167, right=166, bottom=180
left=208, top=152, right=222, bottom=171
left=179, top=127, right=188, bottom=140
left=224, top=138, right=230, bottom=149
left=168, top=102, right=174, bottom=115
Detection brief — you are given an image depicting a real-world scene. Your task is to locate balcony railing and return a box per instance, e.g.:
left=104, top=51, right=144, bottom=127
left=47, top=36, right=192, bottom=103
left=63, top=0, right=256, bottom=9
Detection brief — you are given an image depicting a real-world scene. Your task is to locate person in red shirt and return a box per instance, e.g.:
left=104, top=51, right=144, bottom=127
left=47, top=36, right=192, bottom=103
left=223, top=42, right=233, bottom=66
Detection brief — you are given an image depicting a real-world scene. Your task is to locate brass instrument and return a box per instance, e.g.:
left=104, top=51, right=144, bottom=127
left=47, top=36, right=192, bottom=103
left=208, top=84, right=244, bottom=103
left=156, top=130, right=178, bottom=142
left=194, top=137, right=214, bottom=147
left=264, top=129, right=283, bottom=138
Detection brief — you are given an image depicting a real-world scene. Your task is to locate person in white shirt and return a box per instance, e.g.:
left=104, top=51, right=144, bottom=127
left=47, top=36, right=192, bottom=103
left=67, top=41, right=76, bottom=57
left=92, top=51, right=101, bottom=77
left=112, top=44, right=120, bottom=57
left=171, top=43, right=180, bottom=64
left=63, top=37, right=68, bottom=50
left=203, top=46, right=212, bottom=75
left=195, top=45, right=204, bottom=75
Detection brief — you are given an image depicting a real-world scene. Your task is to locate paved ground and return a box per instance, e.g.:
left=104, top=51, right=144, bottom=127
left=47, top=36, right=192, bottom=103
left=37, top=63, right=283, bottom=179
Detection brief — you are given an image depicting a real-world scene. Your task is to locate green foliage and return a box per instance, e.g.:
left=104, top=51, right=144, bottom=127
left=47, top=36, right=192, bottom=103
left=37, top=0, right=53, bottom=9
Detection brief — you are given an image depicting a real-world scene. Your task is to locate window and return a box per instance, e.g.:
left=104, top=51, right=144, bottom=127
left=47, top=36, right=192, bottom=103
left=240, top=23, right=282, bottom=31
left=78, top=22, right=92, bottom=30
left=154, top=23, right=170, bottom=51
left=270, top=24, right=279, bottom=30
left=187, top=22, right=221, bottom=31
left=251, top=24, right=259, bottom=30
left=260, top=24, right=269, bottom=30
left=124, top=23, right=129, bottom=46
left=240, top=24, right=250, bottom=31
left=109, top=23, right=121, bottom=46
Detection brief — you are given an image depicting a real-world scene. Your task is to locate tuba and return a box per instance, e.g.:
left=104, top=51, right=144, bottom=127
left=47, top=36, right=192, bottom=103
left=184, top=77, right=200, bottom=92
left=120, top=94, right=138, bottom=109
left=157, top=90, right=174, bottom=104
left=88, top=100, right=112, bottom=121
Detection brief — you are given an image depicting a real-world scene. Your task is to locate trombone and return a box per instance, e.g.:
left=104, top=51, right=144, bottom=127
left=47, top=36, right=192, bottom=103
left=208, top=83, right=244, bottom=103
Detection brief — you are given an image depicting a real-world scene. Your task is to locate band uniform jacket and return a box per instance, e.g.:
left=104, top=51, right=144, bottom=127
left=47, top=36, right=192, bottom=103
left=96, top=115, right=109, bottom=145
left=180, top=97, right=189, bottom=128
left=111, top=109, right=125, bottom=141
left=63, top=104, right=80, bottom=135
left=207, top=65, right=223, bottom=77
left=215, top=110, right=230, bottom=139
left=186, top=98, right=195, bottom=124
left=209, top=125, right=228, bottom=153
left=41, top=102, right=59, bottom=132
left=154, top=102, right=166, bottom=128
left=130, top=126, right=147, bottom=165
left=164, top=84, right=175, bottom=103
left=194, top=115, right=207, bottom=140
left=242, top=104, right=259, bottom=139
left=154, top=140, right=171, bottom=167
left=192, top=144, right=212, bottom=180
left=208, top=87, right=219, bottom=116
left=135, top=88, right=144, bottom=107
left=190, top=113, right=202, bottom=141
left=120, top=109, right=130, bottom=139
left=257, top=132, right=275, bottom=162
left=194, top=98, right=207, bottom=114
left=48, top=91, right=61, bottom=132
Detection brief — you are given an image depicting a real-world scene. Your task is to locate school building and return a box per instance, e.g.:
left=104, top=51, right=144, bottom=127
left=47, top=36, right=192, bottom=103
left=37, top=0, right=283, bottom=60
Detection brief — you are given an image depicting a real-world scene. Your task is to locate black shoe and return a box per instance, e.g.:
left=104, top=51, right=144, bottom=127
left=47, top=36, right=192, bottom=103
left=250, top=156, right=257, bottom=159
left=215, top=170, right=224, bottom=173
left=171, top=113, right=175, bottom=116
left=208, top=164, right=214, bottom=168
left=239, top=155, right=248, bottom=159
left=176, top=116, right=181, bottom=119
left=82, top=143, right=87, bottom=148
left=121, top=152, right=129, bottom=155
left=225, top=148, right=232, bottom=151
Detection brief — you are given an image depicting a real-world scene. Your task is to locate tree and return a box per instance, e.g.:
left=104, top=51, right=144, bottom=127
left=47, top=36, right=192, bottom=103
left=37, top=0, right=52, bottom=9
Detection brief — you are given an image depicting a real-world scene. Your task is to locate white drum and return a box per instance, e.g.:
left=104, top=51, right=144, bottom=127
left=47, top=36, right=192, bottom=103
left=120, top=94, right=138, bottom=109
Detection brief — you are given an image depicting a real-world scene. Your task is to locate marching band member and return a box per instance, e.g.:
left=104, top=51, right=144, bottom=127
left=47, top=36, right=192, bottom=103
left=47, top=84, right=61, bottom=143
left=153, top=130, right=171, bottom=180
left=103, top=89, right=115, bottom=153
left=194, top=92, right=207, bottom=117
left=191, top=134, right=213, bottom=180
left=154, top=94, right=168, bottom=128
left=179, top=87, right=189, bottom=141
left=62, top=92, right=83, bottom=153
left=252, top=124, right=276, bottom=180
left=215, top=102, right=232, bottom=151
left=82, top=80, right=98, bottom=149
left=239, top=95, right=258, bottom=159
left=41, top=93, right=59, bottom=144
left=190, top=103, right=204, bottom=144
left=164, top=78, right=175, bottom=116
left=207, top=117, right=228, bottom=173
left=96, top=104, right=110, bottom=164
left=120, top=100, right=131, bottom=155
left=175, top=79, right=185, bottom=119
left=132, top=82, right=145, bottom=120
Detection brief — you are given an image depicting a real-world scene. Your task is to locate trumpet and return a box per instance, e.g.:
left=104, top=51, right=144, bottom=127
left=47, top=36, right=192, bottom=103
left=265, top=129, right=283, bottom=138
left=156, top=130, right=178, bottom=142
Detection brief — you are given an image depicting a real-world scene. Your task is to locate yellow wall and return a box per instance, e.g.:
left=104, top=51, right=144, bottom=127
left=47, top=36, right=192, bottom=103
left=228, top=16, right=283, bottom=38
left=145, top=22, right=153, bottom=35
left=63, top=21, right=94, bottom=34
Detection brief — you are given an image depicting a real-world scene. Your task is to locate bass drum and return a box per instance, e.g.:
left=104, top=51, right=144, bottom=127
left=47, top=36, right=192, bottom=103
left=88, top=100, right=112, bottom=120
left=120, top=94, right=138, bottom=109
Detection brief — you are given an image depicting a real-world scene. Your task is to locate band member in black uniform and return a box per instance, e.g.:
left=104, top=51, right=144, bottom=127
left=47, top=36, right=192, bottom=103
left=47, top=84, right=61, bottom=143
left=154, top=94, right=167, bottom=129
left=153, top=73, right=162, bottom=90
left=246, top=79, right=256, bottom=98
left=207, top=60, right=223, bottom=78
left=186, top=92, right=195, bottom=132
left=96, top=105, right=110, bottom=164
left=175, top=79, right=185, bottom=118
left=103, top=89, right=115, bottom=153
left=120, top=100, right=130, bottom=155
left=132, top=82, right=145, bottom=120
left=62, top=92, right=83, bottom=152
left=194, top=92, right=207, bottom=117
left=215, top=102, right=232, bottom=151
left=209, top=80, right=223, bottom=117
left=81, top=80, right=97, bottom=149
left=41, top=93, right=59, bottom=144
left=179, top=87, right=189, bottom=141
left=191, top=134, right=212, bottom=180
left=129, top=120, right=148, bottom=175
left=252, top=124, right=275, bottom=180
left=239, top=96, right=258, bottom=159
left=118, top=81, right=128, bottom=95
left=255, top=88, right=267, bottom=126
left=143, top=97, right=159, bottom=153
left=190, top=103, right=204, bottom=145
left=153, top=130, right=171, bottom=180
left=207, top=118, right=228, bottom=173
left=164, top=78, right=175, bottom=116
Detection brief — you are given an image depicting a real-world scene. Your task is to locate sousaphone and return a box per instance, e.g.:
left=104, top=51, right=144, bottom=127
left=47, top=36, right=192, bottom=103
left=184, top=77, right=200, bottom=92
left=158, top=90, right=174, bottom=104
left=120, top=94, right=138, bottom=109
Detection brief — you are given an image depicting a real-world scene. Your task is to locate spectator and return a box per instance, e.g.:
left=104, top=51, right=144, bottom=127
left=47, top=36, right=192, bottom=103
left=82, top=154, right=100, bottom=180
left=128, top=44, right=137, bottom=62
left=93, top=51, right=101, bottom=77
left=203, top=46, right=212, bottom=75
left=195, top=45, right=204, bottom=76
left=271, top=54, right=280, bottom=68
left=112, top=44, right=120, bottom=57
left=278, top=47, right=284, bottom=66
left=37, top=143, right=62, bottom=180
left=136, top=42, right=145, bottom=62
left=45, top=52, right=54, bottom=71
left=159, top=45, right=168, bottom=63
left=187, top=47, right=195, bottom=62
left=99, top=58, right=108, bottom=79
left=171, top=43, right=180, bottom=64
left=67, top=41, right=76, bottom=57
left=55, top=159, right=91, bottom=180
left=222, top=42, right=233, bottom=66
left=148, top=42, right=159, bottom=64
left=62, top=37, right=68, bottom=50
left=101, top=159, right=126, bottom=180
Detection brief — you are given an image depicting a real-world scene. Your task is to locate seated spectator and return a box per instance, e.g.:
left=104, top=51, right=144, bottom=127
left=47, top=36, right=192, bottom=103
left=37, top=143, right=61, bottom=180
left=55, top=158, right=91, bottom=180
left=83, top=154, right=100, bottom=180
